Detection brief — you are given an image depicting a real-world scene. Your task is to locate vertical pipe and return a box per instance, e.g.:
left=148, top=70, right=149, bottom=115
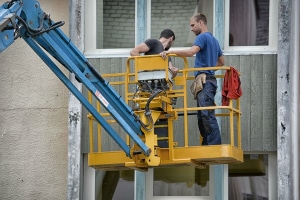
left=68, top=0, right=84, bottom=199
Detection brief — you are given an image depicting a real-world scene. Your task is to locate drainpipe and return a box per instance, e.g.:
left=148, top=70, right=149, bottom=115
left=68, top=0, right=84, bottom=200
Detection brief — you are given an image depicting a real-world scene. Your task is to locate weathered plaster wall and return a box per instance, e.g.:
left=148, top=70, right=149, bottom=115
left=0, top=0, right=69, bottom=199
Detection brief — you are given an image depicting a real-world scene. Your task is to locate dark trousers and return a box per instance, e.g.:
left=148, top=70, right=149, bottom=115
left=196, top=77, right=221, bottom=145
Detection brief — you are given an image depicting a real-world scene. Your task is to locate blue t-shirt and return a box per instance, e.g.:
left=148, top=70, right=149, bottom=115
left=193, top=32, right=223, bottom=76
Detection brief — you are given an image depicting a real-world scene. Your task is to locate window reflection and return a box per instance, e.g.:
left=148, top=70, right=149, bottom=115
left=96, top=0, right=135, bottom=49
left=229, top=0, right=270, bottom=46
left=151, top=0, right=213, bottom=47
left=96, top=0, right=215, bottom=49
left=228, top=154, right=269, bottom=200
left=101, top=170, right=134, bottom=200
left=153, top=166, right=210, bottom=196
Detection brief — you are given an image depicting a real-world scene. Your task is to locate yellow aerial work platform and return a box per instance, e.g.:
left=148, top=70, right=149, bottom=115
left=88, top=55, right=243, bottom=171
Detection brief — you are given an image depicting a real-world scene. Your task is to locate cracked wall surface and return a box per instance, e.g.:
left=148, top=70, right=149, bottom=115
left=0, top=0, right=70, bottom=199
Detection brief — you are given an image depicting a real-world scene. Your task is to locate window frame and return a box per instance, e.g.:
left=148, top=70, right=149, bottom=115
left=223, top=0, right=278, bottom=53
left=84, top=0, right=137, bottom=58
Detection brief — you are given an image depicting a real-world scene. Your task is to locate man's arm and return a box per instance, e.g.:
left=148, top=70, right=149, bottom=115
left=217, top=55, right=224, bottom=66
left=168, top=61, right=179, bottom=78
left=160, top=45, right=200, bottom=58
left=130, top=43, right=150, bottom=56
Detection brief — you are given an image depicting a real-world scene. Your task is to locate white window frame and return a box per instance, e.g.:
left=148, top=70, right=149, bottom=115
left=84, top=0, right=151, bottom=58
left=223, top=0, right=278, bottom=54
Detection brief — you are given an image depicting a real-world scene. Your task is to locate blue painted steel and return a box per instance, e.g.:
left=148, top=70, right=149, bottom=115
left=0, top=0, right=151, bottom=156
left=21, top=34, right=132, bottom=157
left=35, top=18, right=142, bottom=136
left=32, top=30, right=151, bottom=156
left=0, top=1, right=22, bottom=52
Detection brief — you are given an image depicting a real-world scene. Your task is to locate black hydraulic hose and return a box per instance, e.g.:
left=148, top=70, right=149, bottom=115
left=16, top=14, right=64, bottom=37
left=16, top=16, right=39, bottom=36
left=8, top=0, right=22, bottom=8
left=30, top=20, right=65, bottom=37
left=139, top=89, right=162, bottom=132
left=145, top=89, right=162, bottom=113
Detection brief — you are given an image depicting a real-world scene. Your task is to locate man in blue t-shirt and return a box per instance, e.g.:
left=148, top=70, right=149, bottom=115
left=160, top=13, right=224, bottom=145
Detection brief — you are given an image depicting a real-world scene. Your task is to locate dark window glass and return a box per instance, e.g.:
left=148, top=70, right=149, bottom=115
left=153, top=166, right=210, bottom=196
left=229, top=0, right=270, bottom=46
left=96, top=0, right=135, bottom=49
left=228, top=154, right=269, bottom=199
left=151, top=0, right=214, bottom=47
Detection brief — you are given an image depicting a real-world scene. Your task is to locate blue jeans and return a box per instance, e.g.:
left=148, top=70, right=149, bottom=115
left=196, top=77, right=221, bottom=145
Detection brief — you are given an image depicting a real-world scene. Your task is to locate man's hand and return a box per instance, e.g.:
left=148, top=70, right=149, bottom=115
left=160, top=51, right=170, bottom=59
left=169, top=66, right=179, bottom=79
left=168, top=62, right=178, bottom=79
left=190, top=73, right=206, bottom=99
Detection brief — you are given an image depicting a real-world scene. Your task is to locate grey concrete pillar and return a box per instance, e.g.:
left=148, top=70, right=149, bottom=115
left=277, top=0, right=300, bottom=199
left=68, top=0, right=84, bottom=199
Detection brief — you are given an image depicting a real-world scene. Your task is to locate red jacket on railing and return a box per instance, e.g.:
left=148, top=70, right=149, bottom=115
left=222, top=66, right=242, bottom=106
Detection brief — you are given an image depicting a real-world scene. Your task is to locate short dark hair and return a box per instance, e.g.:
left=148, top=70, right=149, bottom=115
left=159, top=29, right=175, bottom=40
left=193, top=13, right=207, bottom=25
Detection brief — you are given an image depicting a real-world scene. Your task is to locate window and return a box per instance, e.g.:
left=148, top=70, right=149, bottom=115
left=153, top=166, right=210, bottom=196
left=228, top=154, right=270, bottom=200
left=111, top=171, right=134, bottom=200
left=150, top=0, right=213, bottom=48
left=145, top=167, right=216, bottom=199
left=229, top=0, right=269, bottom=46
left=224, top=0, right=278, bottom=52
left=96, top=0, right=135, bottom=49
left=84, top=0, right=214, bottom=57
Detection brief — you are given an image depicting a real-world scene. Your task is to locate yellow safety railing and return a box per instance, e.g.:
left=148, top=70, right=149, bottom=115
left=87, top=55, right=243, bottom=170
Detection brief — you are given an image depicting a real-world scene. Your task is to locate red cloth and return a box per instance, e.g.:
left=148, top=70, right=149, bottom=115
left=222, top=66, right=242, bottom=106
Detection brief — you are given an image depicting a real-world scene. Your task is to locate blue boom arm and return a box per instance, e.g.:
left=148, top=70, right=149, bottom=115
left=0, top=0, right=151, bottom=157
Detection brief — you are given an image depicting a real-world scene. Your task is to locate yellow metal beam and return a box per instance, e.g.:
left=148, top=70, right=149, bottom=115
left=88, top=145, right=243, bottom=170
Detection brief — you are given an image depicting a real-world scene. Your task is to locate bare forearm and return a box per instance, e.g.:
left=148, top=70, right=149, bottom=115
left=217, top=56, right=225, bottom=66
left=168, top=49, right=195, bottom=57
left=160, top=46, right=199, bottom=60
left=130, top=49, right=140, bottom=56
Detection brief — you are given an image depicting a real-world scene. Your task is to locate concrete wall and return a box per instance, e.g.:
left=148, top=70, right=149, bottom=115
left=0, top=0, right=69, bottom=199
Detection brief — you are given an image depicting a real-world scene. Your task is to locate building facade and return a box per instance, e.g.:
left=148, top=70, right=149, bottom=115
left=0, top=0, right=299, bottom=200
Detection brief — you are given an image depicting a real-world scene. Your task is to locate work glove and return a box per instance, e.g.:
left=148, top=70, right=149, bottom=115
left=190, top=73, right=206, bottom=99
